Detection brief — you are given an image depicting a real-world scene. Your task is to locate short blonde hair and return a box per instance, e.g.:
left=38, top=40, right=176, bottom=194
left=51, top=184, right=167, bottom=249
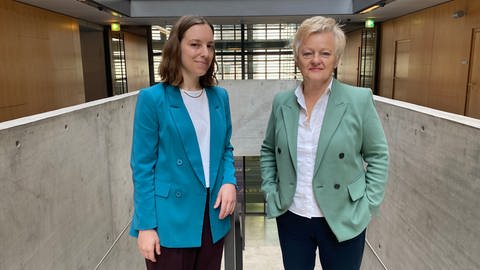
left=292, top=16, right=346, bottom=63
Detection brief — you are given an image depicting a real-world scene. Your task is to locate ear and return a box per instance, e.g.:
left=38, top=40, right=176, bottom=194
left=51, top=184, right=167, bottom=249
left=334, top=56, right=340, bottom=68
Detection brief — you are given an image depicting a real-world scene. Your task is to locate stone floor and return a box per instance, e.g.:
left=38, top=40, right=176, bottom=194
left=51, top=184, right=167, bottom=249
left=241, top=215, right=323, bottom=270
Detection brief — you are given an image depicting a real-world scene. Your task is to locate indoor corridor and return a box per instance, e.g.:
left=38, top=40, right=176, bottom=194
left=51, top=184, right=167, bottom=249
left=1, top=81, right=479, bottom=270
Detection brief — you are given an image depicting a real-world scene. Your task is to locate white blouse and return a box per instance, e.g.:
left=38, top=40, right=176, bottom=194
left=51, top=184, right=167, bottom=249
left=289, top=80, right=332, bottom=218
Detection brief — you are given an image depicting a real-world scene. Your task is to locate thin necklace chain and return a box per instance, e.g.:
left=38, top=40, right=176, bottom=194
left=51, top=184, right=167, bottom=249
left=181, top=88, right=205, bottom=98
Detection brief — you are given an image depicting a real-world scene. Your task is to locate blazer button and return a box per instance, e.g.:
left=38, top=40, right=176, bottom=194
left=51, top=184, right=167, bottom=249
left=277, top=148, right=282, bottom=154
left=176, top=159, right=183, bottom=166
left=334, top=184, right=341, bottom=189
left=175, top=191, right=182, bottom=198
left=339, top=153, right=345, bottom=159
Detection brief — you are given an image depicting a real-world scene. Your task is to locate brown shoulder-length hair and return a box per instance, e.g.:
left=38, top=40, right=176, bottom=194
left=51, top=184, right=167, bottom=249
left=159, top=15, right=217, bottom=87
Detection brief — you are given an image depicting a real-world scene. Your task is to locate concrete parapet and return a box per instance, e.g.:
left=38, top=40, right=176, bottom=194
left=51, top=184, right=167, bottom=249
left=0, top=93, right=142, bottom=270
left=365, top=97, right=480, bottom=270
left=0, top=80, right=479, bottom=269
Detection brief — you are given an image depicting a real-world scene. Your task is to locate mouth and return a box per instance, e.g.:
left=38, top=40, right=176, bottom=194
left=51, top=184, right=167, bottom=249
left=195, top=59, right=210, bottom=66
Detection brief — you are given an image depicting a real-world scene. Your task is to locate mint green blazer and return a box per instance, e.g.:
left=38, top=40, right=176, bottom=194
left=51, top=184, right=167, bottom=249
left=260, top=79, right=389, bottom=242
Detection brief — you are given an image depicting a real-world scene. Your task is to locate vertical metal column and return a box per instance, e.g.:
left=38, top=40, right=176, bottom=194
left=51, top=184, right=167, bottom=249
left=224, top=211, right=243, bottom=270
left=224, top=156, right=245, bottom=270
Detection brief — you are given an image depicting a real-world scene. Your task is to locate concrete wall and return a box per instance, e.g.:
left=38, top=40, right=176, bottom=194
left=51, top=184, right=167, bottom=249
left=365, top=97, right=480, bottom=270
left=1, top=80, right=479, bottom=269
left=0, top=93, right=142, bottom=270
left=220, top=80, right=299, bottom=156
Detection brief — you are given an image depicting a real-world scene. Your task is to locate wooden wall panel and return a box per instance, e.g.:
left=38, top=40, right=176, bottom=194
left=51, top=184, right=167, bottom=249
left=377, top=0, right=480, bottom=118
left=383, top=9, right=436, bottom=106
left=0, top=0, right=84, bottom=122
left=406, top=11, right=435, bottom=107
left=393, top=16, right=411, bottom=41
left=465, top=0, right=480, bottom=117
left=338, top=29, right=361, bottom=86
left=0, top=1, right=28, bottom=111
left=466, top=0, right=480, bottom=26
left=392, top=39, right=411, bottom=102
left=124, top=32, right=150, bottom=92
left=466, top=29, right=480, bottom=118
left=81, top=31, right=108, bottom=102
left=378, top=21, right=395, bottom=98
left=429, top=0, right=470, bottom=114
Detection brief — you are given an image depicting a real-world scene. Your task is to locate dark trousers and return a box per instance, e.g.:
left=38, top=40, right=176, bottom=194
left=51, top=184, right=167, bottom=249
left=276, top=211, right=366, bottom=270
left=146, top=192, right=225, bottom=270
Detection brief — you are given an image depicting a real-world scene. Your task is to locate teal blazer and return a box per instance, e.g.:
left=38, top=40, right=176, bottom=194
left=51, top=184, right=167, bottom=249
left=130, top=82, right=236, bottom=248
left=260, top=79, right=389, bottom=242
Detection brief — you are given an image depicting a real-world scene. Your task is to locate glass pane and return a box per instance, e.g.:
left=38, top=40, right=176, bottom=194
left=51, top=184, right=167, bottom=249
left=244, top=156, right=264, bottom=214
left=150, top=23, right=301, bottom=81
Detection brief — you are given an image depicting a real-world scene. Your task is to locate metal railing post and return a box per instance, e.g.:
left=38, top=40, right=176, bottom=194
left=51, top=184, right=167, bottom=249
left=224, top=210, right=243, bottom=270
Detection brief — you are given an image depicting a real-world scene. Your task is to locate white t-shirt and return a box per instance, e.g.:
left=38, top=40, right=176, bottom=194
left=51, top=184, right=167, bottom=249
left=180, top=89, right=211, bottom=188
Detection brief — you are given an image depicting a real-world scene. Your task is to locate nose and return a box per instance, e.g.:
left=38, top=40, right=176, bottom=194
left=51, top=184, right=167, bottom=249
left=311, top=52, right=323, bottom=63
left=200, top=45, right=210, bottom=57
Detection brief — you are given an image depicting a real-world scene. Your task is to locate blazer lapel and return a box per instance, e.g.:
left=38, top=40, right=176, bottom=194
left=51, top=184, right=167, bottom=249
left=166, top=85, right=206, bottom=186
left=281, top=93, right=300, bottom=173
left=313, top=80, right=347, bottom=177
left=206, top=88, right=222, bottom=188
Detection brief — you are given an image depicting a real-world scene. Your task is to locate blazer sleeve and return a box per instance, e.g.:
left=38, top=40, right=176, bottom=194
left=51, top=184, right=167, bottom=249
left=361, top=91, right=389, bottom=215
left=260, top=94, right=279, bottom=196
left=220, top=89, right=236, bottom=186
left=130, top=89, right=160, bottom=234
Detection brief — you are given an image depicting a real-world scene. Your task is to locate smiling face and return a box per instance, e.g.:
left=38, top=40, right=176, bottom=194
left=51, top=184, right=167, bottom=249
left=179, top=24, right=214, bottom=85
left=296, top=31, right=337, bottom=86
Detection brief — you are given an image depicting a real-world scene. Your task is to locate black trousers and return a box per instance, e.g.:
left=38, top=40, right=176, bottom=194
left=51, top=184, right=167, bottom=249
left=145, top=192, right=225, bottom=270
left=276, top=211, right=366, bottom=270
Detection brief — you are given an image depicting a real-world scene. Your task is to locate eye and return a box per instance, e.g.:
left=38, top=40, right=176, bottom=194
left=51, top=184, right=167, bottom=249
left=320, top=51, right=332, bottom=58
left=302, top=51, right=313, bottom=59
left=190, top=43, right=200, bottom=48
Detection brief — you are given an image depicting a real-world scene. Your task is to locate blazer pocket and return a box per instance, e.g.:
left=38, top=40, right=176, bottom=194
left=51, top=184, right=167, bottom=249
left=347, top=174, right=366, bottom=202
left=266, top=191, right=281, bottom=209
left=155, top=182, right=171, bottom=198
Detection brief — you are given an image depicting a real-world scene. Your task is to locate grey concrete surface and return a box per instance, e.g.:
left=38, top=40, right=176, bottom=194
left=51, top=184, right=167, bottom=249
left=1, top=80, right=479, bottom=270
left=220, top=80, right=299, bottom=156
left=0, top=93, right=140, bottom=270
left=366, top=97, right=480, bottom=270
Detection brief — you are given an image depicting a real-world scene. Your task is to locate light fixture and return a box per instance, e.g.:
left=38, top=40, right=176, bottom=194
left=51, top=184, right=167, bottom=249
left=359, top=4, right=380, bottom=14
left=358, top=1, right=386, bottom=14
left=111, top=11, right=122, bottom=18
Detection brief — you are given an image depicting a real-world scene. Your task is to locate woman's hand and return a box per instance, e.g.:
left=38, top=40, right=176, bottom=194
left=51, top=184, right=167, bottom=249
left=214, top=183, right=237, bottom=219
left=137, top=229, right=161, bottom=262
